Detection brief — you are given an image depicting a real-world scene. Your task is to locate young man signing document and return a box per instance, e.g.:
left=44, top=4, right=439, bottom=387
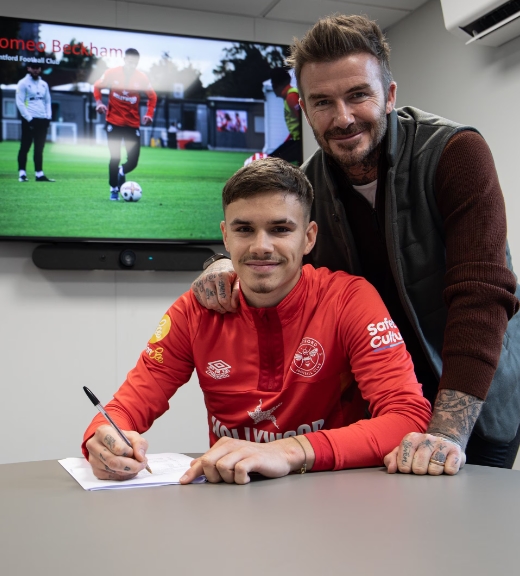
left=83, top=157, right=430, bottom=484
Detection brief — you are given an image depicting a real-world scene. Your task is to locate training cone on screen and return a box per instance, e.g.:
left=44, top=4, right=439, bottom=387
left=120, top=181, right=142, bottom=202
left=243, top=152, right=269, bottom=166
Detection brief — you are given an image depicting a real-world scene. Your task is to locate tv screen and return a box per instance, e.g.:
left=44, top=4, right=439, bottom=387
left=0, top=16, right=302, bottom=243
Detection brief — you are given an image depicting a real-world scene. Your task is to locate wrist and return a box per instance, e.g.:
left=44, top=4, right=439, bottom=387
left=285, top=435, right=315, bottom=473
left=202, top=253, right=230, bottom=270
left=426, top=431, right=463, bottom=448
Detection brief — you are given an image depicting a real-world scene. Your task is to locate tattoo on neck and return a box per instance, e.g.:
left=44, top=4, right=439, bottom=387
left=343, top=145, right=380, bottom=185
left=427, top=389, right=483, bottom=449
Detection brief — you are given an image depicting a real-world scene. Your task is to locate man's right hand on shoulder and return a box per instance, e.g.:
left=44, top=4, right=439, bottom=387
left=191, top=258, right=239, bottom=314
left=85, top=424, right=149, bottom=481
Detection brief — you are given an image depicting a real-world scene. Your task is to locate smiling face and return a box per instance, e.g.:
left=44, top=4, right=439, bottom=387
left=299, top=53, right=396, bottom=179
left=221, top=191, right=317, bottom=308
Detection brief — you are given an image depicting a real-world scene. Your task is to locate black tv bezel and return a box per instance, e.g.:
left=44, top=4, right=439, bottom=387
left=0, top=15, right=295, bottom=246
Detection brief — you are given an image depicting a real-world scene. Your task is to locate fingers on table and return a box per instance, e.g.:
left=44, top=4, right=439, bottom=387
left=184, top=438, right=263, bottom=485
left=397, top=433, right=462, bottom=475
left=198, top=439, right=253, bottom=484
left=383, top=446, right=400, bottom=474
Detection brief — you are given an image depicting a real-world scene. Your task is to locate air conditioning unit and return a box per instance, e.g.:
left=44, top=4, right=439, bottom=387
left=441, top=0, right=520, bottom=46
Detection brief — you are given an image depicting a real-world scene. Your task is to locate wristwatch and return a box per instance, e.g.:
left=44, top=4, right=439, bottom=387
left=202, top=253, right=231, bottom=270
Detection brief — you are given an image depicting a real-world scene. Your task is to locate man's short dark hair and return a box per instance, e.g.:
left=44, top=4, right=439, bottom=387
left=287, top=14, right=393, bottom=96
left=222, top=157, right=314, bottom=221
left=125, top=48, right=140, bottom=58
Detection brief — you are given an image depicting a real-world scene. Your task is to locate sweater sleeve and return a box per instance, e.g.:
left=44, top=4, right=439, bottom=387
left=81, top=294, right=197, bottom=458
left=435, top=131, right=519, bottom=399
left=306, top=277, right=432, bottom=470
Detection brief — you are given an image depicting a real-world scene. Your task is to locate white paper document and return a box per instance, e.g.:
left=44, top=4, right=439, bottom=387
left=59, top=453, right=206, bottom=491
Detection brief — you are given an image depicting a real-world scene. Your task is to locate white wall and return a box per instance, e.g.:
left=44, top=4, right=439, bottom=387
left=386, top=0, right=520, bottom=271
left=0, top=0, right=310, bottom=464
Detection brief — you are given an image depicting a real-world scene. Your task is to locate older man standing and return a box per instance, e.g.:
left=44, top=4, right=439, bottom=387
left=194, top=15, right=520, bottom=475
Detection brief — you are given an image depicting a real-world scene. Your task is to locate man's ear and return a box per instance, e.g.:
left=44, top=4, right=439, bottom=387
left=220, top=221, right=229, bottom=251
left=299, top=97, right=311, bottom=126
left=385, top=82, right=397, bottom=114
left=303, top=221, right=318, bottom=255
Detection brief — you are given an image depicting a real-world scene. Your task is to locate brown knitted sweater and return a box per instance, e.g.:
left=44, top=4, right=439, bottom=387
left=435, top=131, right=518, bottom=398
left=335, top=130, right=519, bottom=402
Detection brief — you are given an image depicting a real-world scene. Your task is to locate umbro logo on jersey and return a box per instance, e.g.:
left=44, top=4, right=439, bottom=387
left=206, top=360, right=231, bottom=379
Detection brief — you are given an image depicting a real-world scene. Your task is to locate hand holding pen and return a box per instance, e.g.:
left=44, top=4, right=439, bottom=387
left=83, top=386, right=152, bottom=480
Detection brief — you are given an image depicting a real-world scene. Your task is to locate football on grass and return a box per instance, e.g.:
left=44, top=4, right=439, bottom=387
left=120, top=181, right=142, bottom=202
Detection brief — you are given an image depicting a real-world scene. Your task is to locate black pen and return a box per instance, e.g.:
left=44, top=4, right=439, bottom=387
left=83, top=386, right=152, bottom=474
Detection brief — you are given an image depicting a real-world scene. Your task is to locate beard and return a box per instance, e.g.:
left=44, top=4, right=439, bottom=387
left=312, top=107, right=388, bottom=173
left=238, top=255, right=289, bottom=294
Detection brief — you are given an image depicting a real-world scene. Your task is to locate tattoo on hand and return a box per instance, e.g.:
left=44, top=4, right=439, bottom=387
left=104, top=464, right=117, bottom=473
left=427, top=390, right=483, bottom=450
left=205, top=288, right=215, bottom=299
left=418, top=439, right=434, bottom=450
left=402, top=440, right=412, bottom=463
left=99, top=452, right=106, bottom=462
left=218, top=280, right=226, bottom=299
left=104, top=434, right=116, bottom=451
left=431, top=451, right=446, bottom=464
left=124, top=466, right=131, bottom=471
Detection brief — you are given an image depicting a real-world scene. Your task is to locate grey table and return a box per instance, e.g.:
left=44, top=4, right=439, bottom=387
left=1, top=460, right=519, bottom=575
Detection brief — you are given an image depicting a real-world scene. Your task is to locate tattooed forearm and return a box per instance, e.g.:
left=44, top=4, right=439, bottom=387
left=427, top=389, right=484, bottom=449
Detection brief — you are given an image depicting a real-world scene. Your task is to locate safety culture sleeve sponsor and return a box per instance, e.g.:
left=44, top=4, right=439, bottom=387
left=82, top=296, right=198, bottom=456
left=310, top=277, right=432, bottom=470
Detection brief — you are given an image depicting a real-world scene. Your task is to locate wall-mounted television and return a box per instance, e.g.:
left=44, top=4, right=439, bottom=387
left=0, top=16, right=302, bottom=246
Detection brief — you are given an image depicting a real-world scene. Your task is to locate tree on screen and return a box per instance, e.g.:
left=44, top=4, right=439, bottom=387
left=148, top=52, right=205, bottom=100
left=55, top=39, right=107, bottom=88
left=206, top=42, right=286, bottom=99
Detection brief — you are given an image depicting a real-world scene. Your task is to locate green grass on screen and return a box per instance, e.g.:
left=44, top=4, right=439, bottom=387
left=0, top=141, right=250, bottom=241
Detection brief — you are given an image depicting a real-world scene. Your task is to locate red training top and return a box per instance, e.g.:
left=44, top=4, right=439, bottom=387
left=93, top=66, right=157, bottom=128
left=83, top=266, right=431, bottom=470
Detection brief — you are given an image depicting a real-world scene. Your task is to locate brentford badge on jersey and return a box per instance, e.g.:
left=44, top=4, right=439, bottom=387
left=291, top=337, right=325, bottom=377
